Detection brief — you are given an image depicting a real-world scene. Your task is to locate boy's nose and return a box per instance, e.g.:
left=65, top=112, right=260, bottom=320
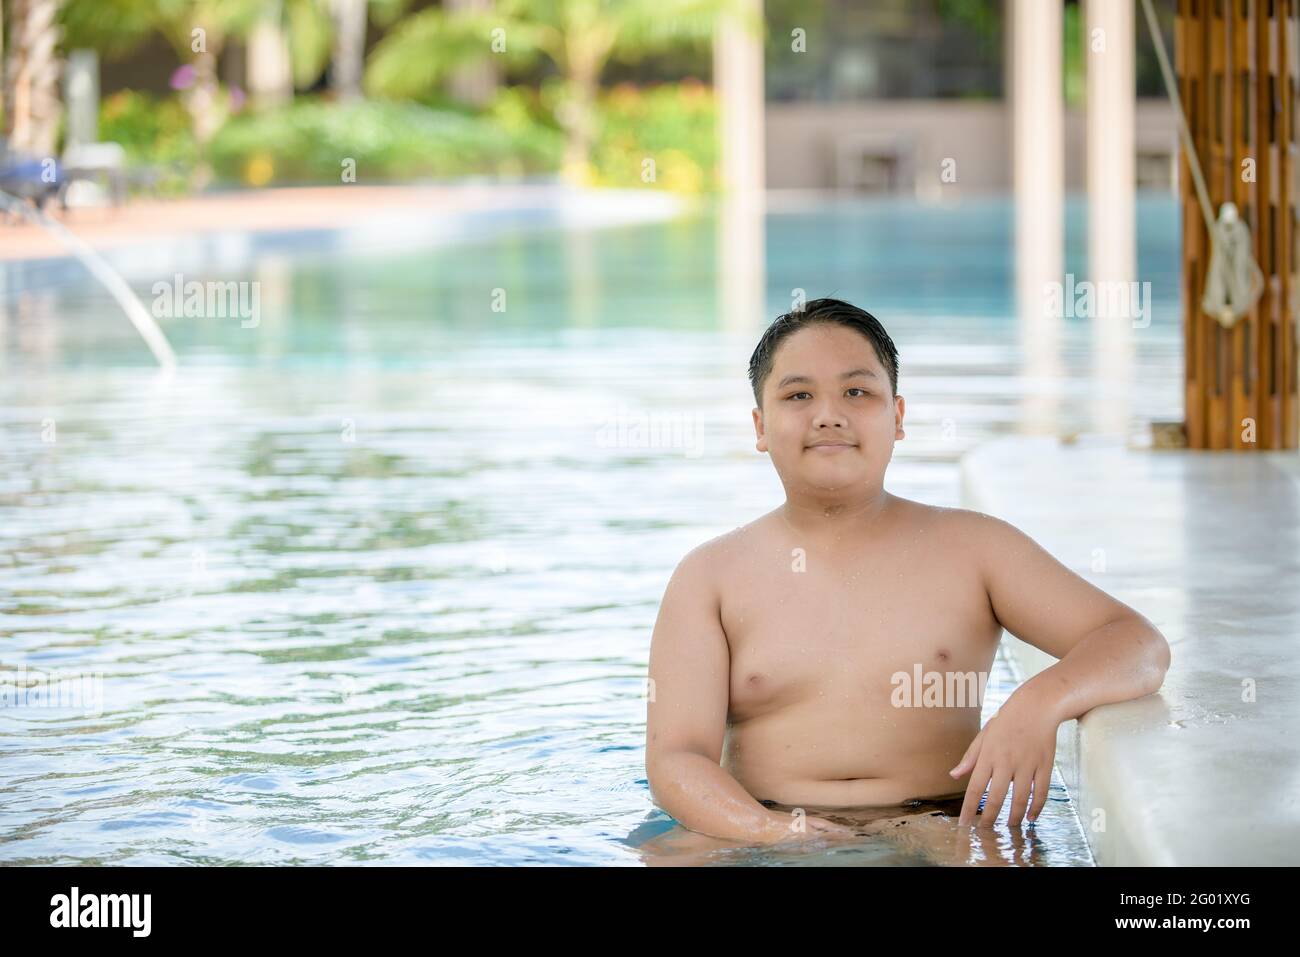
left=812, top=405, right=848, bottom=429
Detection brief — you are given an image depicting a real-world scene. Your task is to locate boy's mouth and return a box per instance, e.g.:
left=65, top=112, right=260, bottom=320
left=806, top=440, right=857, bottom=452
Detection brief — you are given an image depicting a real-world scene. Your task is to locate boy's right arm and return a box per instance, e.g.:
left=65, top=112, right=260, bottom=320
left=643, top=546, right=799, bottom=845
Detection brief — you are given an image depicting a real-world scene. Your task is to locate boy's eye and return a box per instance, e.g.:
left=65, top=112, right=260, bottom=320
left=786, top=389, right=871, bottom=400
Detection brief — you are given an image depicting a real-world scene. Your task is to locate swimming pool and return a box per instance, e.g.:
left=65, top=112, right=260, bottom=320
left=0, top=193, right=1181, bottom=865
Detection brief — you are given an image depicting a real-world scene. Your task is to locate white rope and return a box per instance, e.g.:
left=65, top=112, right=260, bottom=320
left=1140, top=0, right=1266, bottom=329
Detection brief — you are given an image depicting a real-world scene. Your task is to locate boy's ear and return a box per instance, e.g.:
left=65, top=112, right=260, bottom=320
left=753, top=406, right=768, bottom=453
left=894, top=394, right=906, bottom=440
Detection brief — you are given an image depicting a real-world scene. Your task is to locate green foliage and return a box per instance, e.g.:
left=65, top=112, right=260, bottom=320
left=59, top=0, right=266, bottom=60
left=935, top=0, right=1000, bottom=43
left=285, top=0, right=335, bottom=91
left=364, top=0, right=744, bottom=99
left=590, top=81, right=718, bottom=192
left=59, top=0, right=731, bottom=193
left=364, top=7, right=545, bottom=100
left=91, top=83, right=718, bottom=193
left=206, top=98, right=565, bottom=185
left=58, top=0, right=159, bottom=59
left=1064, top=2, right=1084, bottom=108
left=98, top=90, right=199, bottom=195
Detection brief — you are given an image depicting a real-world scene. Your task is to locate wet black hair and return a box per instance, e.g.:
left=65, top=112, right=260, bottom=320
left=747, top=297, right=899, bottom=408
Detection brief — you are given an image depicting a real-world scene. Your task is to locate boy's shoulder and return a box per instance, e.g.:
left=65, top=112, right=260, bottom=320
left=900, top=502, right=1040, bottom=572
left=669, top=513, right=782, bottom=589
left=678, top=516, right=767, bottom=567
left=930, top=503, right=1021, bottom=535
left=881, top=498, right=1035, bottom=574
left=890, top=496, right=1007, bottom=529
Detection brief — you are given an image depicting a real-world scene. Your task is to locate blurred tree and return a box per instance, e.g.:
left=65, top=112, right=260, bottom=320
left=58, top=0, right=264, bottom=183
left=248, top=2, right=294, bottom=109
left=443, top=0, right=499, bottom=108
left=56, top=0, right=355, bottom=178
left=330, top=0, right=368, bottom=101
left=365, top=0, right=755, bottom=185
left=4, top=0, right=65, bottom=157
left=244, top=0, right=338, bottom=108
left=328, top=0, right=410, bottom=101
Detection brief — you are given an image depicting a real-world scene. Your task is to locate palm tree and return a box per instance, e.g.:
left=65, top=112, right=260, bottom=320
left=4, top=0, right=65, bottom=157
left=365, top=0, right=758, bottom=184
left=330, top=0, right=367, bottom=101
left=258, top=0, right=341, bottom=104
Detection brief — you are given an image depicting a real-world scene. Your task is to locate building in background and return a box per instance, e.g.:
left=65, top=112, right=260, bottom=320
left=763, top=0, right=1178, bottom=194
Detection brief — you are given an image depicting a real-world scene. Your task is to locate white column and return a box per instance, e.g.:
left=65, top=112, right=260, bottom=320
left=63, top=50, right=98, bottom=150
left=1086, top=0, right=1135, bottom=285
left=1085, top=0, right=1136, bottom=436
left=714, top=0, right=765, bottom=200
left=714, top=0, right=766, bottom=332
left=1013, top=0, right=1065, bottom=434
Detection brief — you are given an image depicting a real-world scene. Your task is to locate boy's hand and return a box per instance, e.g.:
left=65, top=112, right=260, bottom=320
left=948, top=690, right=1060, bottom=828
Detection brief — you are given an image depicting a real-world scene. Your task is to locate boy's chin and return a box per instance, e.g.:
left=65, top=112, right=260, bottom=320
left=771, top=453, right=881, bottom=486
left=794, top=467, right=878, bottom=490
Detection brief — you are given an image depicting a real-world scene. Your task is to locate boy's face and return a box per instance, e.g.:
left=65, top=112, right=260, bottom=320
left=752, top=324, right=905, bottom=494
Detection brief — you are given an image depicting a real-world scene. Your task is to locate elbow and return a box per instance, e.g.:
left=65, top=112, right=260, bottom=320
left=644, top=749, right=704, bottom=809
left=644, top=751, right=677, bottom=807
left=1118, top=611, right=1170, bottom=695
left=1155, top=634, right=1172, bottom=675
left=1143, top=624, right=1172, bottom=693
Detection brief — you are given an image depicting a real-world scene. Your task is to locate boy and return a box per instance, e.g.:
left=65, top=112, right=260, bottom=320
left=643, top=298, right=1170, bottom=850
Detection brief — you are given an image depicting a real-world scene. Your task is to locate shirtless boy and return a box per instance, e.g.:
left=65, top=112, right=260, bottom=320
left=643, top=297, right=1171, bottom=853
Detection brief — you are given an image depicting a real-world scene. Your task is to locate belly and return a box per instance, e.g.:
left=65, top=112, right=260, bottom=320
left=722, top=694, right=980, bottom=808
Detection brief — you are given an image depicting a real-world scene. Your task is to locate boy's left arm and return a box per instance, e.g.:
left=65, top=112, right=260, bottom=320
left=949, top=512, right=1172, bottom=829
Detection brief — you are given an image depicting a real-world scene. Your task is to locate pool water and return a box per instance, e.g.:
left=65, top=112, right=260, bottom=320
left=0, top=193, right=1181, bottom=865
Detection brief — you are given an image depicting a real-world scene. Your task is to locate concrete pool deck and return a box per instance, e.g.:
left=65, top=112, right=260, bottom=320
left=962, top=434, right=1300, bottom=866
left=0, top=182, right=688, bottom=263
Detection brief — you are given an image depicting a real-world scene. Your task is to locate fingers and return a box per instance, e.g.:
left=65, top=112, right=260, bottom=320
left=977, top=768, right=1012, bottom=829
left=958, top=765, right=1051, bottom=829
left=957, top=764, right=989, bottom=826
left=1007, top=768, right=1032, bottom=827
left=1028, top=764, right=1051, bottom=824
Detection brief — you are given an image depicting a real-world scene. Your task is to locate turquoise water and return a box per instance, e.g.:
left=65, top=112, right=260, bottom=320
left=0, top=194, right=1181, bottom=865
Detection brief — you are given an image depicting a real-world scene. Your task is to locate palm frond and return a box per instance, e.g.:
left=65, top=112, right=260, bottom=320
left=363, top=8, right=545, bottom=99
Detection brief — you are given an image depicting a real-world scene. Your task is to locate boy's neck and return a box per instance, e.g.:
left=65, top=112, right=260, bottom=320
left=779, top=488, right=894, bottom=544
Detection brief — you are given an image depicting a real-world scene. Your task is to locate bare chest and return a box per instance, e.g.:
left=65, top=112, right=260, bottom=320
left=718, top=540, right=1001, bottom=722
